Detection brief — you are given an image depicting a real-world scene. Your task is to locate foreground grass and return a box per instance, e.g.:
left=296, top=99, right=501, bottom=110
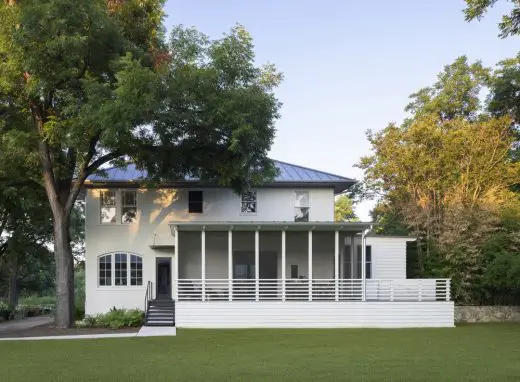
left=1, top=325, right=520, bottom=381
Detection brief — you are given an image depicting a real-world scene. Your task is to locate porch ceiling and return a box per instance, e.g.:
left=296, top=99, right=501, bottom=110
left=170, top=221, right=372, bottom=233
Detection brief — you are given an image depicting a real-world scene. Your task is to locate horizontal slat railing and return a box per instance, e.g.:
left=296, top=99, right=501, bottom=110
left=177, top=279, right=451, bottom=302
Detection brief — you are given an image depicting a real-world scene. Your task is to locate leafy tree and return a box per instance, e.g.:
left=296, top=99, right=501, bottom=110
left=334, top=194, right=358, bottom=222
left=0, top=1, right=281, bottom=327
left=358, top=57, right=520, bottom=302
left=405, top=56, right=489, bottom=122
left=464, top=0, right=520, bottom=38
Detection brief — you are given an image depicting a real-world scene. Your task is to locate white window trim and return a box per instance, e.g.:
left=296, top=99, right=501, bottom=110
left=187, top=189, right=204, bottom=214
left=98, top=189, right=139, bottom=225
left=100, top=190, right=117, bottom=225
left=120, top=189, right=138, bottom=225
left=294, top=190, right=311, bottom=222
left=239, top=190, right=258, bottom=215
left=97, top=252, right=144, bottom=288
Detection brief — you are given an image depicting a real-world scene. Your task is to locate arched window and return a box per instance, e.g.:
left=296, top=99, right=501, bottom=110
left=98, top=253, right=143, bottom=286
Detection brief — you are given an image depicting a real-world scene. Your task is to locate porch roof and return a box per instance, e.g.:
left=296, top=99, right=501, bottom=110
left=170, top=221, right=372, bottom=233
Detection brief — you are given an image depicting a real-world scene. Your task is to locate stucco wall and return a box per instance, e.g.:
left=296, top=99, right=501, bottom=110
left=85, top=187, right=334, bottom=314
left=455, top=306, right=520, bottom=323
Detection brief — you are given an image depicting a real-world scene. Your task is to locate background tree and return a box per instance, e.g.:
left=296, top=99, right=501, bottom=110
left=334, top=194, right=358, bottom=222
left=464, top=0, right=520, bottom=38
left=358, top=56, right=520, bottom=302
left=0, top=1, right=281, bottom=327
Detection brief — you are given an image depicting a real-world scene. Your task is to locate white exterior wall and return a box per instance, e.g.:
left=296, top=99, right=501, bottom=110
left=366, top=237, right=409, bottom=279
left=85, top=187, right=335, bottom=314
left=176, top=301, right=455, bottom=328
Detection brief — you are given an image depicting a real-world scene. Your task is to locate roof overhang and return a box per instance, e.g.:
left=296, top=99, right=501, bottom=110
left=82, top=180, right=355, bottom=194
left=169, top=221, right=372, bottom=233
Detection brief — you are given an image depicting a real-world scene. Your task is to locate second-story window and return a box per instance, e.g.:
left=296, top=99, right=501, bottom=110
left=241, top=191, right=257, bottom=213
left=121, top=190, right=137, bottom=223
left=188, top=191, right=203, bottom=213
left=294, top=191, right=310, bottom=222
left=100, top=190, right=117, bottom=224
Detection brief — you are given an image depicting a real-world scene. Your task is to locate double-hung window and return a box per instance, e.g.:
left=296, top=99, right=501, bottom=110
left=121, top=190, right=137, bottom=223
left=241, top=191, right=257, bottom=213
left=100, top=190, right=137, bottom=224
left=188, top=191, right=203, bottom=213
left=100, top=191, right=117, bottom=224
left=294, top=191, right=310, bottom=222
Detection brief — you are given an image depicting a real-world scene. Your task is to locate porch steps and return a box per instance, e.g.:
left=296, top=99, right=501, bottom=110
left=145, top=298, right=175, bottom=327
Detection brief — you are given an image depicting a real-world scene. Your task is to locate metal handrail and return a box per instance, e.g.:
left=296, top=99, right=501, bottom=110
left=144, top=280, right=153, bottom=315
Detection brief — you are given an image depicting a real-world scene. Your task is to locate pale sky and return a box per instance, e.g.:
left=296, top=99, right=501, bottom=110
left=164, top=0, right=518, bottom=220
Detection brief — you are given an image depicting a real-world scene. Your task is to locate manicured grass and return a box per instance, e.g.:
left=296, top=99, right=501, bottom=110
left=1, top=325, right=520, bottom=381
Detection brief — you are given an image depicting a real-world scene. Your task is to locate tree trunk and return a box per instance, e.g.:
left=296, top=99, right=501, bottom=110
left=53, top=212, right=75, bottom=328
left=8, top=261, right=19, bottom=311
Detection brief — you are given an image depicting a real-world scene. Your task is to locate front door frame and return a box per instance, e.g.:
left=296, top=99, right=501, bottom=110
left=156, top=257, right=172, bottom=298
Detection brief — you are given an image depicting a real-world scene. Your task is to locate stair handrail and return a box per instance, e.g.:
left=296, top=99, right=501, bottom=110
left=144, top=280, right=153, bottom=315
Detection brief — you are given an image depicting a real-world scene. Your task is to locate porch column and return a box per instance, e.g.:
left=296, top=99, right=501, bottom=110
left=228, top=229, right=233, bottom=301
left=308, top=230, right=313, bottom=301
left=173, top=226, right=179, bottom=300
left=334, top=230, right=339, bottom=302
left=350, top=236, right=355, bottom=281
left=281, top=230, right=286, bottom=302
left=255, top=229, right=260, bottom=302
left=201, top=228, right=206, bottom=302
left=361, top=231, right=366, bottom=302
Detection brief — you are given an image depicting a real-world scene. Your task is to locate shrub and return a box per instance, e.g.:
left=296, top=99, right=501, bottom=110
left=75, top=305, right=85, bottom=321
left=77, top=308, right=144, bottom=329
left=0, top=301, right=13, bottom=321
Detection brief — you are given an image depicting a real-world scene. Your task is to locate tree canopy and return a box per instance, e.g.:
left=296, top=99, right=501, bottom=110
left=359, top=55, right=520, bottom=302
left=334, top=195, right=358, bottom=222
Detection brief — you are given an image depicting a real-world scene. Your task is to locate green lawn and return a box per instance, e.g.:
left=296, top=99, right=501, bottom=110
left=2, top=325, right=520, bottom=381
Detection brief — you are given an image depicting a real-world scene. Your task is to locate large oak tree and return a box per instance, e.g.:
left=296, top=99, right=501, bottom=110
left=0, top=0, right=281, bottom=327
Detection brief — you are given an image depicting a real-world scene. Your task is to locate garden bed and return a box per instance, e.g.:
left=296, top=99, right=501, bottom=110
left=0, top=324, right=139, bottom=338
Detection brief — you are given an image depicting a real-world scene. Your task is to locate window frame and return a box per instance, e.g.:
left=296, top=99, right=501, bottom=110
left=356, top=244, right=372, bottom=279
left=240, top=190, right=258, bottom=215
left=120, top=189, right=138, bottom=224
left=188, top=190, right=204, bottom=214
left=294, top=190, right=310, bottom=222
left=97, top=252, right=144, bottom=288
left=100, top=190, right=117, bottom=224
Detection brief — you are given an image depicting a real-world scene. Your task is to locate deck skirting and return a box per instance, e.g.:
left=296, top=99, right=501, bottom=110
left=175, top=301, right=455, bottom=328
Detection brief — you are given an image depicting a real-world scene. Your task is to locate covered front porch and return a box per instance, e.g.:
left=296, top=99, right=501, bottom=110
left=169, top=222, right=451, bottom=303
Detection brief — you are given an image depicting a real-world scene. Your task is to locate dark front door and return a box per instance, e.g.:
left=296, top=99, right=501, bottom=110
left=156, top=258, right=172, bottom=298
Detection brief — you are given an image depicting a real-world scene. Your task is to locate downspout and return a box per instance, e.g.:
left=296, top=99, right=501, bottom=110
left=361, top=224, right=373, bottom=302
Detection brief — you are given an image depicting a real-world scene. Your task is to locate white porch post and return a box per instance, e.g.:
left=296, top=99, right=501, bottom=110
left=361, top=231, right=366, bottom=302
left=255, top=229, right=260, bottom=302
left=281, top=230, right=286, bottom=302
left=173, top=226, right=179, bottom=300
left=334, top=230, right=339, bottom=302
left=201, top=228, right=206, bottom=302
left=228, top=229, right=233, bottom=301
left=308, top=230, right=313, bottom=301
left=350, top=236, right=355, bottom=279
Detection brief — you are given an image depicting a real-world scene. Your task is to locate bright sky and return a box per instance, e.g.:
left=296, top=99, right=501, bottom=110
left=164, top=0, right=518, bottom=220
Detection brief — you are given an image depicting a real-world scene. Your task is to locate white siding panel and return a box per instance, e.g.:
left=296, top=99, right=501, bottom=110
left=176, top=301, right=454, bottom=328
left=366, top=237, right=409, bottom=279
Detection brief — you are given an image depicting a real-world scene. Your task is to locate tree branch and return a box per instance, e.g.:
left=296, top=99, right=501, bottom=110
left=85, top=151, right=121, bottom=176
left=64, top=131, right=103, bottom=214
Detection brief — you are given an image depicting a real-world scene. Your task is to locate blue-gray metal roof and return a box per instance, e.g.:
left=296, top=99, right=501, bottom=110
left=86, top=160, right=354, bottom=191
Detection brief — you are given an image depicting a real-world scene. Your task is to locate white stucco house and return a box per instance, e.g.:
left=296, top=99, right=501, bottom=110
left=84, top=160, right=454, bottom=328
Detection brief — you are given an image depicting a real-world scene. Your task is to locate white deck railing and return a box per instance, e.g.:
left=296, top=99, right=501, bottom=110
left=177, top=279, right=451, bottom=302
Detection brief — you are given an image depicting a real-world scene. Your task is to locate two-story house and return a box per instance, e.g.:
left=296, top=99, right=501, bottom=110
left=84, top=160, right=454, bottom=328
